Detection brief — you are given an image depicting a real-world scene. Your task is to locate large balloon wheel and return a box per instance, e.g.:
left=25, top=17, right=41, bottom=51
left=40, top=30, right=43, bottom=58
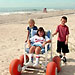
left=52, top=56, right=61, bottom=72
left=9, top=59, right=22, bottom=75
left=19, top=54, right=29, bottom=67
left=46, top=62, right=57, bottom=75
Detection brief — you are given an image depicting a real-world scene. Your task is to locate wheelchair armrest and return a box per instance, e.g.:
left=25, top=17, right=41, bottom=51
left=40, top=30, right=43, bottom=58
left=45, top=43, right=50, bottom=53
left=24, top=42, right=28, bottom=52
left=45, top=43, right=49, bottom=46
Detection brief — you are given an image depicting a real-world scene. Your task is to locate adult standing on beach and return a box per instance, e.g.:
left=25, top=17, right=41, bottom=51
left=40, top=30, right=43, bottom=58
left=43, top=8, right=47, bottom=13
left=52, top=16, right=69, bottom=63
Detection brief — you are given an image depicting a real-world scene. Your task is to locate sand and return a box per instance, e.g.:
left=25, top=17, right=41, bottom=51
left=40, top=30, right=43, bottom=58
left=0, top=9, right=75, bottom=75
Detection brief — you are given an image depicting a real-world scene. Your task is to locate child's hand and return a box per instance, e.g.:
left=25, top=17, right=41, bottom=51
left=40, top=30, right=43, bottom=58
left=25, top=40, right=27, bottom=42
left=28, top=44, right=31, bottom=48
left=65, top=40, right=68, bottom=45
left=42, top=42, right=46, bottom=48
left=52, top=34, right=54, bottom=37
left=52, top=32, right=57, bottom=37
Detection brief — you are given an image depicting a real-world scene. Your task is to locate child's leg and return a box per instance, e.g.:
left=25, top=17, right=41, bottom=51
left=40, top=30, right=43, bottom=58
left=35, top=46, right=41, bottom=54
left=62, top=44, right=69, bottom=63
left=29, top=46, right=36, bottom=62
left=26, top=46, right=36, bottom=66
left=63, top=53, right=67, bottom=63
left=29, top=54, right=33, bottom=63
left=63, top=53, right=66, bottom=57
left=33, top=47, right=41, bottom=67
left=29, top=46, right=36, bottom=53
left=58, top=52, right=61, bottom=55
left=26, top=53, right=34, bottom=66
left=62, top=44, right=69, bottom=57
left=57, top=41, right=62, bottom=58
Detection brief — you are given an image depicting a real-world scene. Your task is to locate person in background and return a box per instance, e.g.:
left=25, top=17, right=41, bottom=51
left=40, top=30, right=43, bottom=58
left=43, top=8, right=47, bottom=13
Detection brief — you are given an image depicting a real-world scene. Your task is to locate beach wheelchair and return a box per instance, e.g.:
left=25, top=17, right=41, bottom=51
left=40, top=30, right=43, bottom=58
left=9, top=30, right=61, bottom=75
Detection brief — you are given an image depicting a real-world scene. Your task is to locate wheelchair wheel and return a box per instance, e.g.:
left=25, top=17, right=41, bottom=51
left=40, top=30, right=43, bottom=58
left=52, top=56, right=61, bottom=72
left=19, top=54, right=29, bottom=67
left=9, top=59, right=22, bottom=75
left=46, top=62, right=57, bottom=75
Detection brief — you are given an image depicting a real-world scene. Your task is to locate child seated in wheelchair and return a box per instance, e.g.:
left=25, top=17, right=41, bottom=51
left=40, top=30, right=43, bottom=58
left=27, top=27, right=51, bottom=67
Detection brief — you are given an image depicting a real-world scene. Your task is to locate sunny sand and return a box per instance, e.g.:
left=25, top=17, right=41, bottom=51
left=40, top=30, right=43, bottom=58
left=0, top=9, right=75, bottom=75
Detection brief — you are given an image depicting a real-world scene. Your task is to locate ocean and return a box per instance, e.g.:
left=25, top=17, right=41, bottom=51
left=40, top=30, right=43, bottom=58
left=0, top=7, right=60, bottom=15
left=0, top=7, right=41, bottom=15
left=0, top=7, right=74, bottom=16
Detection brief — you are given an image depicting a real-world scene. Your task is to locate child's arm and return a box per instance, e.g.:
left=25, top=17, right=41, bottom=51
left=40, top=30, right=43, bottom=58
left=52, top=25, right=59, bottom=37
left=65, top=34, right=69, bottom=45
left=45, top=40, right=51, bottom=44
left=42, top=40, right=51, bottom=48
left=52, top=32, right=58, bottom=37
left=65, top=27, right=69, bottom=44
left=26, top=31, right=29, bottom=42
left=28, top=39, right=31, bottom=48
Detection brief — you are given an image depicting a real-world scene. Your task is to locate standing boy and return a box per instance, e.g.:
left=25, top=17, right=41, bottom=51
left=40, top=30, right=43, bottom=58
left=52, top=16, right=69, bottom=62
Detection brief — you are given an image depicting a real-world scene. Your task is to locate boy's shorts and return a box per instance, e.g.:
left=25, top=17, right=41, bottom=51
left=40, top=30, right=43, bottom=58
left=57, top=40, right=69, bottom=53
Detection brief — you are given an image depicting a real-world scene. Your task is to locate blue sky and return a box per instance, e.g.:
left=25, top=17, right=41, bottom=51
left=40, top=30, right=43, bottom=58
left=0, top=0, right=75, bottom=9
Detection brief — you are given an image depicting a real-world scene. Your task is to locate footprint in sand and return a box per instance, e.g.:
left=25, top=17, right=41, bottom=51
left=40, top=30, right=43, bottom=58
left=2, top=70, right=9, bottom=75
left=14, top=39, right=17, bottom=41
left=1, top=45, right=7, bottom=49
left=17, top=49, right=20, bottom=51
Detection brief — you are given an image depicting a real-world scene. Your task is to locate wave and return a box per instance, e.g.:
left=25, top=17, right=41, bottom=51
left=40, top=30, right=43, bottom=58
left=0, top=7, right=41, bottom=15
left=47, top=9, right=59, bottom=11
left=0, top=11, right=31, bottom=15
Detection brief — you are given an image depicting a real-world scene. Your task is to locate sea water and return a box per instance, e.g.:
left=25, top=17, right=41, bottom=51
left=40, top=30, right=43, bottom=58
left=0, top=7, right=59, bottom=15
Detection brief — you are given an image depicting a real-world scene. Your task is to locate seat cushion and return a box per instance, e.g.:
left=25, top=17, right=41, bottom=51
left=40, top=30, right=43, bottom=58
left=26, top=45, right=50, bottom=54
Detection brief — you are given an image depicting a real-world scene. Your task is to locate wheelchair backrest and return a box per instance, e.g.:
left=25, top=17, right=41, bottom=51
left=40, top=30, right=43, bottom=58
left=30, top=29, right=37, bottom=38
left=45, top=30, right=51, bottom=39
left=41, top=30, right=51, bottom=54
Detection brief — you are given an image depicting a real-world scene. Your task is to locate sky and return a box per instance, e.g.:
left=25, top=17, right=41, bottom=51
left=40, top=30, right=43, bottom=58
left=0, top=0, right=75, bottom=9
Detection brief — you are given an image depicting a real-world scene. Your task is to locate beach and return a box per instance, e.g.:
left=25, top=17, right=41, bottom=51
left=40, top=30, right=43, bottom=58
left=0, top=9, right=75, bottom=75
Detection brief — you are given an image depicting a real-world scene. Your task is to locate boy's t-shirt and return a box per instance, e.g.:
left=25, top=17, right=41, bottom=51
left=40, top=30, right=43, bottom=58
left=27, top=26, right=38, bottom=38
left=30, top=35, right=50, bottom=46
left=56, top=24, right=69, bottom=42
